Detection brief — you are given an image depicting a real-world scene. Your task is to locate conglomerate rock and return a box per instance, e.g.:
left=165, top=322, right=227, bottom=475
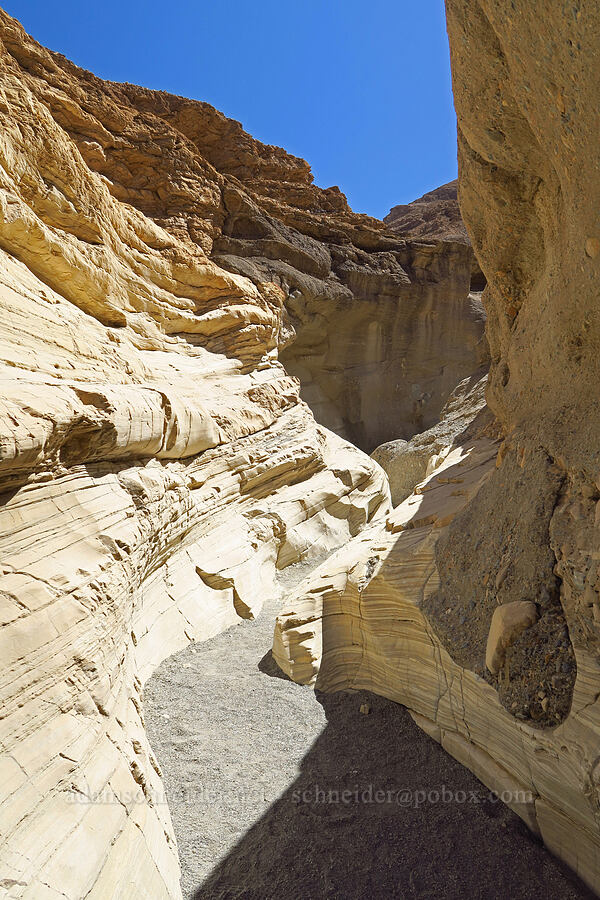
left=273, top=0, right=600, bottom=892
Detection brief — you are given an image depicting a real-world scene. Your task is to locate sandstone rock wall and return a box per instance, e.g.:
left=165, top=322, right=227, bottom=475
left=442, top=0, right=600, bottom=738
left=122, top=77, right=487, bottom=456
left=279, top=239, right=487, bottom=453
left=0, top=13, right=393, bottom=898
left=371, top=368, right=490, bottom=505
left=274, top=1, right=600, bottom=891
left=2, top=0, right=595, bottom=894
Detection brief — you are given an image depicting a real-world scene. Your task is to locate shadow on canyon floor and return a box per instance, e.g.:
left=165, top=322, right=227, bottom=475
left=192, top=688, right=592, bottom=900
left=145, top=565, right=590, bottom=900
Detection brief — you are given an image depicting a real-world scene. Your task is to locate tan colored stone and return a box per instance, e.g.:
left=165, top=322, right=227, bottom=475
left=585, top=238, right=600, bottom=259
left=0, top=11, right=394, bottom=898
left=485, top=601, right=539, bottom=675
left=273, top=436, right=600, bottom=893
left=1, top=0, right=598, bottom=894
left=280, top=243, right=487, bottom=453
left=372, top=371, right=489, bottom=504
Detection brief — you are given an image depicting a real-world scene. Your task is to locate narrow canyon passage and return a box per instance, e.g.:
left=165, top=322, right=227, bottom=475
left=145, top=565, right=592, bottom=900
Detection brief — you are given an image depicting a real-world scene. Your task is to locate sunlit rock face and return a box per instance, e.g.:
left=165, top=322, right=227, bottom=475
left=0, top=11, right=394, bottom=898
left=385, top=179, right=487, bottom=292
left=386, top=180, right=468, bottom=242
left=371, top=369, right=490, bottom=505
left=274, top=1, right=600, bottom=892
left=211, top=167, right=488, bottom=453
left=280, top=238, right=487, bottom=453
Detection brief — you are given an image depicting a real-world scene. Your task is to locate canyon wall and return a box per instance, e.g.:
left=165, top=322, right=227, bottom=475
left=0, top=13, right=395, bottom=898
left=210, top=158, right=487, bottom=454
left=1, top=1, right=596, bottom=896
left=0, top=6, right=492, bottom=895
left=386, top=180, right=468, bottom=243
left=385, top=180, right=487, bottom=291
left=279, top=236, right=486, bottom=453
left=274, top=0, right=600, bottom=892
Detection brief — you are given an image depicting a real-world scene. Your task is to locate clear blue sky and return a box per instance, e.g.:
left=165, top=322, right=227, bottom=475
left=3, top=1, right=458, bottom=219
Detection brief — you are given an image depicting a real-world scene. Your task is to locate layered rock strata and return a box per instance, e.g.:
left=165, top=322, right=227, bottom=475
left=0, top=13, right=393, bottom=899
left=279, top=239, right=487, bottom=453
left=273, top=435, right=594, bottom=890
left=274, top=0, right=600, bottom=891
left=385, top=180, right=487, bottom=291
left=385, top=180, right=468, bottom=244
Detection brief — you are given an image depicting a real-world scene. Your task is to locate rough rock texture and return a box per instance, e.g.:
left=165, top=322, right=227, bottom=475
left=273, top=439, right=594, bottom=890
left=371, top=368, right=491, bottom=505
left=385, top=180, right=468, bottom=244
left=273, top=1, right=600, bottom=892
left=138, top=96, right=488, bottom=456
left=438, top=0, right=600, bottom=726
left=213, top=160, right=490, bottom=454
left=485, top=600, right=539, bottom=675
left=385, top=180, right=487, bottom=292
left=0, top=12, right=394, bottom=899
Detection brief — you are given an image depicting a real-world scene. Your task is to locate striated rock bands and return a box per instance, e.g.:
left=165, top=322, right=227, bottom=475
left=273, top=436, right=599, bottom=892
left=371, top=368, right=491, bottom=505
left=273, top=0, right=600, bottom=893
left=0, top=10, right=394, bottom=899
left=280, top=239, right=487, bottom=453
left=1, top=0, right=599, bottom=896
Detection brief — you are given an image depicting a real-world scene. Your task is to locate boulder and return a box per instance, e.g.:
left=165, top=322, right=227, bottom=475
left=485, top=601, right=539, bottom=675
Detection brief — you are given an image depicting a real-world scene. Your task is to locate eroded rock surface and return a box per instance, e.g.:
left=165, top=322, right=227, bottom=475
left=0, top=12, right=394, bottom=899
left=385, top=180, right=468, bottom=244
left=273, top=0, right=600, bottom=892
left=371, top=367, right=491, bottom=505
left=385, top=180, right=487, bottom=292
left=485, top=601, right=539, bottom=675
left=280, top=239, right=487, bottom=452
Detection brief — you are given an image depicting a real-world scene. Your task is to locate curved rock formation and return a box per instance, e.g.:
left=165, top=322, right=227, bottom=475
left=274, top=0, right=600, bottom=891
left=2, top=0, right=596, bottom=895
left=371, top=368, right=490, bottom=505
left=0, top=12, right=394, bottom=899
left=210, top=161, right=488, bottom=453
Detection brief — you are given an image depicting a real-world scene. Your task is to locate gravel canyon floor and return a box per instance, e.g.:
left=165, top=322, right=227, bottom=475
left=3, top=5, right=600, bottom=895
left=145, top=566, right=593, bottom=900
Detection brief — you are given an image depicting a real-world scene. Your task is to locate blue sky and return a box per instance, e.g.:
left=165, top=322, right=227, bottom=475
left=3, top=1, right=458, bottom=219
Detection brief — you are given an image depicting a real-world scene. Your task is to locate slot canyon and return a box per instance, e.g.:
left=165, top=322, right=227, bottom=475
left=0, top=3, right=599, bottom=898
